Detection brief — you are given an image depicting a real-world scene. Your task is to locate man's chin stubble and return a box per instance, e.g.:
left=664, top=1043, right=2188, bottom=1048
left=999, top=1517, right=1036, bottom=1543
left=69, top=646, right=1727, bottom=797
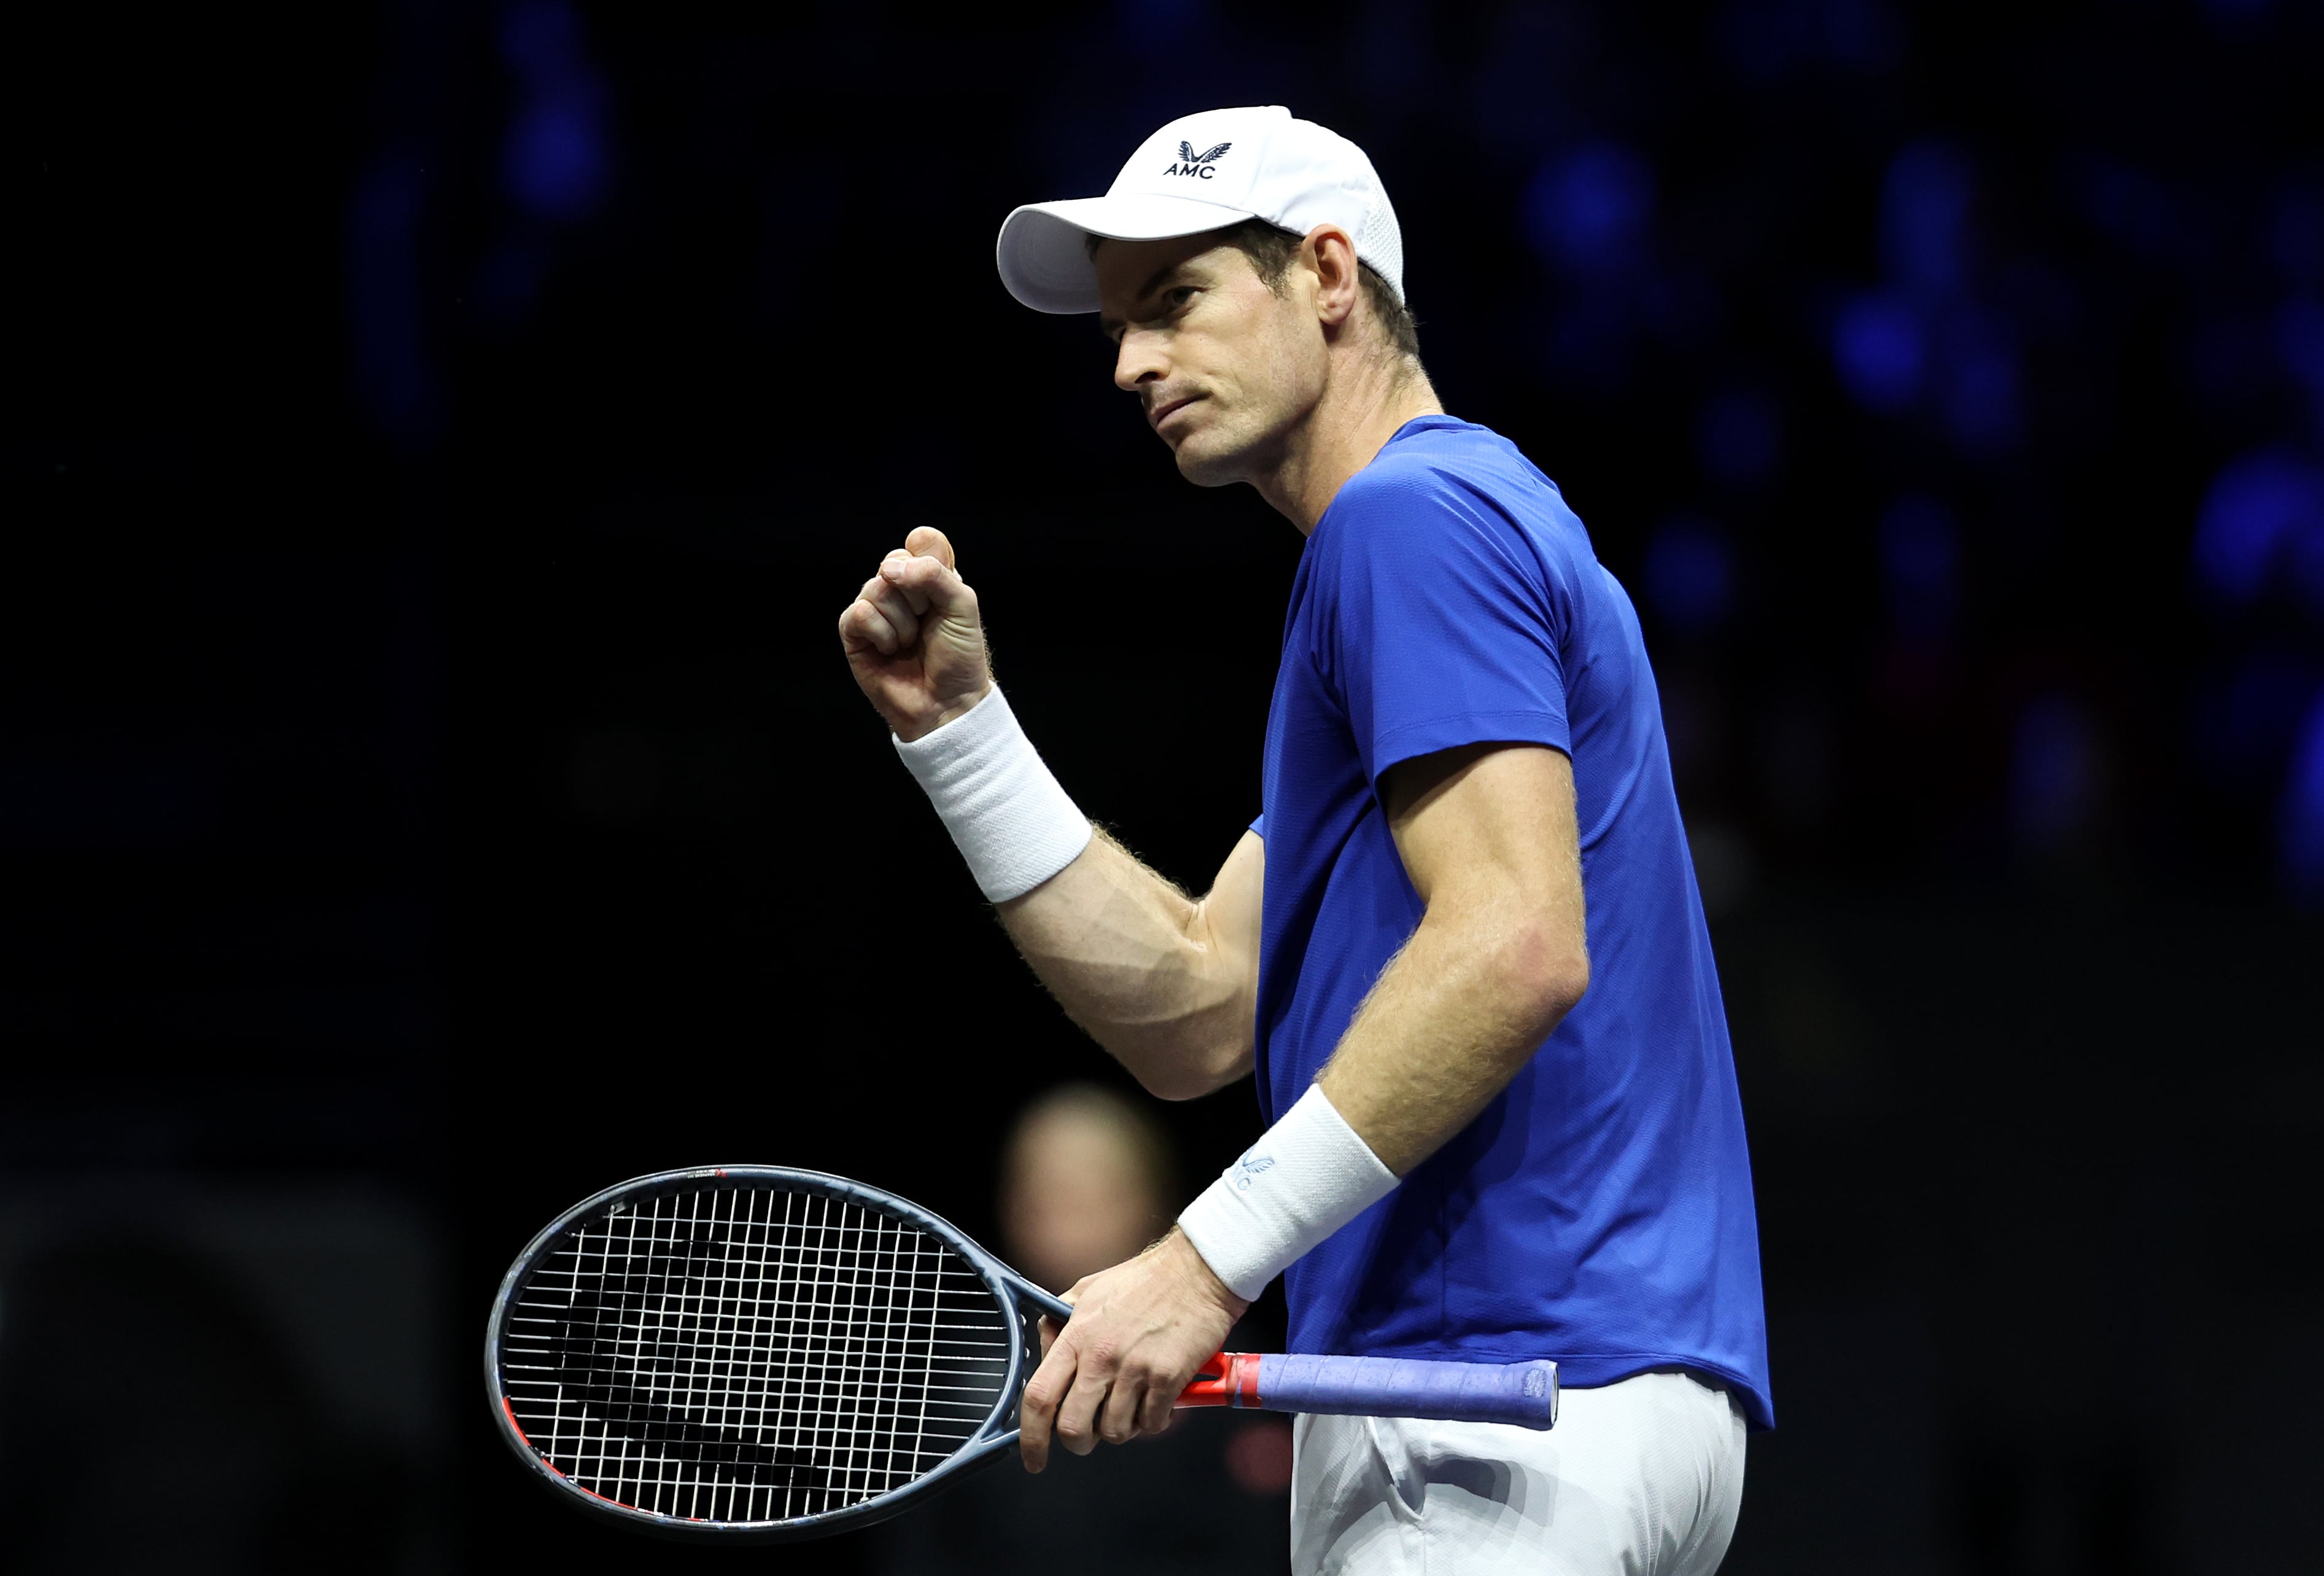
left=1174, top=451, right=1246, bottom=488
left=1168, top=431, right=1254, bottom=489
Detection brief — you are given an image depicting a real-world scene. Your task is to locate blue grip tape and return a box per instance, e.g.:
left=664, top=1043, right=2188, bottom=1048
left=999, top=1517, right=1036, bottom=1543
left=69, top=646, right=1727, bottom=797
left=1253, top=1354, right=1559, bottom=1430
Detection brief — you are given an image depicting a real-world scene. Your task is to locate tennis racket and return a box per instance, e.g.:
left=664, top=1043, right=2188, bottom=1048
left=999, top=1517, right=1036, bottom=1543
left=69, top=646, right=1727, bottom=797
left=484, top=1164, right=1558, bottom=1542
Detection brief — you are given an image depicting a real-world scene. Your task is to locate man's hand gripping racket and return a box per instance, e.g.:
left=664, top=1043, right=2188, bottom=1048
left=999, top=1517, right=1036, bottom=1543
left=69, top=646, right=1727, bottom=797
left=1021, top=1223, right=1247, bottom=1472
left=485, top=1167, right=1559, bottom=1543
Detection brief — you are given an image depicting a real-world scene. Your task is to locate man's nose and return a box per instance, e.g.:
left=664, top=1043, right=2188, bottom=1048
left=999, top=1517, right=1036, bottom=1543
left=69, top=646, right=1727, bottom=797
left=1113, top=329, right=1167, bottom=394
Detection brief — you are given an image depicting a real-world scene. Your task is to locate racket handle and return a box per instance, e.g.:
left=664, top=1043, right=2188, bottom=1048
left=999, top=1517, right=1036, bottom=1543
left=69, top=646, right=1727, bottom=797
left=1178, top=1352, right=1558, bottom=1430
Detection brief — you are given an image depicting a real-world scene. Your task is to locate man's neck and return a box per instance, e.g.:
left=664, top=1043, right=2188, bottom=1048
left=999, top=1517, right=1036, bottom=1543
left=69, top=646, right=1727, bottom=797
left=1256, top=359, right=1446, bottom=534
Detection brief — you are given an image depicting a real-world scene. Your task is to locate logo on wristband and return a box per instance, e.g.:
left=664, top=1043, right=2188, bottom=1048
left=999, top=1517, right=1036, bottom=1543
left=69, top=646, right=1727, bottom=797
left=1232, top=1153, right=1277, bottom=1191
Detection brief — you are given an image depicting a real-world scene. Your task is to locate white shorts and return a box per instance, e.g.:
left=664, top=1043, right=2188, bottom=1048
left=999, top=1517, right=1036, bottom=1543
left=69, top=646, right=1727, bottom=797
left=1289, top=1370, right=1747, bottom=1575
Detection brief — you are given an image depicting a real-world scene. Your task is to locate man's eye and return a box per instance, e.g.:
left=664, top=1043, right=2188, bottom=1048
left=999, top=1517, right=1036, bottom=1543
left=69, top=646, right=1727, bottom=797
left=1167, top=286, right=1197, bottom=308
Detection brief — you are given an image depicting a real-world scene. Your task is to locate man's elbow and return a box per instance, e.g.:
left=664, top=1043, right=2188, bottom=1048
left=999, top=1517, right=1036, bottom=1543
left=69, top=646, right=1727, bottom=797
left=1503, top=922, right=1589, bottom=1032
left=1131, top=1040, right=1253, bottom=1102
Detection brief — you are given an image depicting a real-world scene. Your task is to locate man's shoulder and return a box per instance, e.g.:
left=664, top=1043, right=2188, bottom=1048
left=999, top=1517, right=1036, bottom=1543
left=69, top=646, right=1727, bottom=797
left=1324, top=442, right=1465, bottom=528
left=1320, top=418, right=1585, bottom=571
left=1331, top=419, right=1568, bottom=526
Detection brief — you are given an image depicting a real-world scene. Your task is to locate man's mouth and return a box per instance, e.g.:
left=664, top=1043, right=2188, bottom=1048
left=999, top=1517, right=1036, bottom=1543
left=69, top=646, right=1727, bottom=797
left=1148, top=394, right=1201, bottom=431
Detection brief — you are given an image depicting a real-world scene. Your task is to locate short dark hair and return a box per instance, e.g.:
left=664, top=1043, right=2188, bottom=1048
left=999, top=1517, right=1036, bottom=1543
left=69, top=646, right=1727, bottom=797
left=1089, top=218, right=1421, bottom=364
left=1216, top=218, right=1421, bottom=364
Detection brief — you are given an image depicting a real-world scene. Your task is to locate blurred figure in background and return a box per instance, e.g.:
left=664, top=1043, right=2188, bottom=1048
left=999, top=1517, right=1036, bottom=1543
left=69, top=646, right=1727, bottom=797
left=999, top=1082, right=1175, bottom=1293
left=867, top=1083, right=1294, bottom=1575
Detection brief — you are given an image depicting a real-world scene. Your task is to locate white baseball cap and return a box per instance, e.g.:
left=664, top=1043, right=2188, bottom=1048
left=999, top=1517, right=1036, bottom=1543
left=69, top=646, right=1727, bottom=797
left=995, top=105, right=1405, bottom=315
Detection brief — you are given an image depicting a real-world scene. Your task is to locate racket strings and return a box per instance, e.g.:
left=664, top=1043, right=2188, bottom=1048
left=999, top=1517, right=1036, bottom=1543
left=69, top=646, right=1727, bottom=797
left=500, top=1185, right=1011, bottom=1524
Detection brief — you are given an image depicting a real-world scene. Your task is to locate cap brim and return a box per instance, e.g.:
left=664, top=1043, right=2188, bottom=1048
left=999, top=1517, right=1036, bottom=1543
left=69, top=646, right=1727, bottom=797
left=996, top=192, right=1258, bottom=313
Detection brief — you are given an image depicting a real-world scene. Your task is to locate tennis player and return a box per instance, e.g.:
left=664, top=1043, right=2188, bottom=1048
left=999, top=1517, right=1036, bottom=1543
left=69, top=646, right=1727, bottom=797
left=839, top=105, right=1770, bottom=1575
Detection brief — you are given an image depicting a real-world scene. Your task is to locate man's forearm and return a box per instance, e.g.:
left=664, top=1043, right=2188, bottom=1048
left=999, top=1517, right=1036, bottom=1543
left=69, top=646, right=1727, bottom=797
left=1170, top=892, right=1576, bottom=1301
left=998, top=827, right=1256, bottom=1100
left=1317, top=891, right=1585, bottom=1175
left=1176, top=747, right=1586, bottom=1300
left=882, top=676, right=1256, bottom=1098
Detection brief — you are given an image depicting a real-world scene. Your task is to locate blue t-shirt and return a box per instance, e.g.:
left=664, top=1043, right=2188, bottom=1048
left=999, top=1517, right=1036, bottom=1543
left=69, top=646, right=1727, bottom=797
left=1251, top=415, right=1772, bottom=1429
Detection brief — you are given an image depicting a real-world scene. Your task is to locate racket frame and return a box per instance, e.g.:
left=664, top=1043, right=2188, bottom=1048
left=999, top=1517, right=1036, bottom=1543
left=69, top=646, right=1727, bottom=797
left=483, top=1164, right=1071, bottom=1543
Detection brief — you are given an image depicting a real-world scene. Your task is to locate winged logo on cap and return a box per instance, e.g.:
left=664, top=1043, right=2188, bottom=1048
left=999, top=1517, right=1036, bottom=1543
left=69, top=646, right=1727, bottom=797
left=1178, top=140, right=1232, bottom=164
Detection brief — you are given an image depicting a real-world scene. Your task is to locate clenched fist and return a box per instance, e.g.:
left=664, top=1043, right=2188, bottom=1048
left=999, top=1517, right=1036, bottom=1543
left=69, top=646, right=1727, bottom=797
left=837, top=526, right=994, bottom=742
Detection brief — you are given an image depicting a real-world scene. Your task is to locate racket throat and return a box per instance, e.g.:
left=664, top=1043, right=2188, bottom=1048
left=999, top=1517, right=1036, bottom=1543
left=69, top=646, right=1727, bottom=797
left=1175, top=1351, right=1264, bottom=1410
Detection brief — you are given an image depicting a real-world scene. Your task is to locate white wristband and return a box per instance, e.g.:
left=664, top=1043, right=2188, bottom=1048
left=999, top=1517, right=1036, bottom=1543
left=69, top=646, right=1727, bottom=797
left=1176, top=1085, right=1399, bottom=1301
left=892, top=684, right=1092, bottom=903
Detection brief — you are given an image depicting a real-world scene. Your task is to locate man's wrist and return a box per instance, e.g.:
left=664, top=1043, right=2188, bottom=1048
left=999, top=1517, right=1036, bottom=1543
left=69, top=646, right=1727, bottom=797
left=899, top=679, right=995, bottom=744
left=1161, top=1225, right=1251, bottom=1317
left=892, top=682, right=1090, bottom=902
left=1175, top=1085, right=1399, bottom=1301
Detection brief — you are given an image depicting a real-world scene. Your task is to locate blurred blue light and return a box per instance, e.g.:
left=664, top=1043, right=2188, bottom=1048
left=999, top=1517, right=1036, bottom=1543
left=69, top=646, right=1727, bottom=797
left=2191, top=449, right=2324, bottom=606
left=1643, top=517, right=1736, bottom=633
left=1882, top=141, right=1975, bottom=298
left=1697, top=387, right=1783, bottom=488
left=2280, top=686, right=2324, bottom=903
left=499, top=0, right=607, bottom=222
left=2010, top=693, right=2099, bottom=852
left=1523, top=144, right=1656, bottom=273
left=1833, top=292, right=1923, bottom=410
left=1880, top=496, right=1958, bottom=639
left=2193, top=653, right=2318, bottom=782
left=1941, top=315, right=2024, bottom=457
left=507, top=101, right=605, bottom=219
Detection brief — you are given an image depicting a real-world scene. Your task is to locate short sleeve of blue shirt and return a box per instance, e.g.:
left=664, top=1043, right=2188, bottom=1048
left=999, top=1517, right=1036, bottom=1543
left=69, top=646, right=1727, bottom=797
left=1250, top=416, right=1772, bottom=1431
left=1315, top=464, right=1575, bottom=784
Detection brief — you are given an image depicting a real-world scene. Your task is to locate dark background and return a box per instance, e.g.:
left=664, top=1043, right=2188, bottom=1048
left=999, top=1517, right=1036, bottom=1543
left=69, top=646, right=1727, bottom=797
left=6, top=1, right=2322, bottom=1571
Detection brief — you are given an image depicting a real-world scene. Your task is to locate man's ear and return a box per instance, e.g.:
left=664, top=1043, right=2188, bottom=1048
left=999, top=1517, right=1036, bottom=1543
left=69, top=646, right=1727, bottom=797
left=1302, top=224, right=1361, bottom=329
